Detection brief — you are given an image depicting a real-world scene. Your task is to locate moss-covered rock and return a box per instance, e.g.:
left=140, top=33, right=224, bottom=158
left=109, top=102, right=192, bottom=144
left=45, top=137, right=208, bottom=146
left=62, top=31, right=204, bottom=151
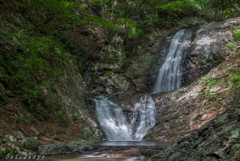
left=23, top=137, right=38, bottom=151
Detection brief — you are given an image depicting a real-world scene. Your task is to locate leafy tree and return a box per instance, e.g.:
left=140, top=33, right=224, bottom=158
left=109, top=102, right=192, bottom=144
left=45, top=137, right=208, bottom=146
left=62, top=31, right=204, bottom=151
left=210, top=0, right=239, bottom=11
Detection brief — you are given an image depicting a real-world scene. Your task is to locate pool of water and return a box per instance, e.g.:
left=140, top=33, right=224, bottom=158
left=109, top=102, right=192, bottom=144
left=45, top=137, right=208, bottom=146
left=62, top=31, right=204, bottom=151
left=45, top=153, right=145, bottom=161
left=100, top=141, right=157, bottom=147
left=42, top=141, right=172, bottom=161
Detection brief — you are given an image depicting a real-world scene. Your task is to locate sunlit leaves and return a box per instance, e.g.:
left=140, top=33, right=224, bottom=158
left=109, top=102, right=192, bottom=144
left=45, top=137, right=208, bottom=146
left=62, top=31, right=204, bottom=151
left=155, top=1, right=188, bottom=12
left=85, top=16, right=121, bottom=30
left=234, top=29, right=240, bottom=39
left=185, top=0, right=210, bottom=10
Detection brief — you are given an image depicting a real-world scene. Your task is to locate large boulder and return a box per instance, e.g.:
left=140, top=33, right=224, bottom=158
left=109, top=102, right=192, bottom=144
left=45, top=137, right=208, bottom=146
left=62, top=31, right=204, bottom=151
left=23, top=137, right=38, bottom=151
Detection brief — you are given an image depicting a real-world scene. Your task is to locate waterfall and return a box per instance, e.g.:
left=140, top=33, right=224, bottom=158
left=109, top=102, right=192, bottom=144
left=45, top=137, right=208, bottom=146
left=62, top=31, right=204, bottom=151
left=94, top=29, right=193, bottom=141
left=94, top=95, right=156, bottom=141
left=154, top=29, right=193, bottom=93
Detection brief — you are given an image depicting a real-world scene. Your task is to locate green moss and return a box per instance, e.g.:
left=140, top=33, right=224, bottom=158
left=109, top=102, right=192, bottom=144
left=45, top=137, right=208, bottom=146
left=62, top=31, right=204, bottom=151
left=198, top=60, right=205, bottom=68
left=233, top=29, right=240, bottom=39
left=204, top=102, right=211, bottom=110
left=184, top=105, right=194, bottom=115
left=226, top=42, right=237, bottom=49
left=195, top=114, right=202, bottom=120
left=213, top=101, right=223, bottom=110
left=54, top=109, right=69, bottom=127
left=0, top=27, right=68, bottom=103
left=10, top=148, right=18, bottom=155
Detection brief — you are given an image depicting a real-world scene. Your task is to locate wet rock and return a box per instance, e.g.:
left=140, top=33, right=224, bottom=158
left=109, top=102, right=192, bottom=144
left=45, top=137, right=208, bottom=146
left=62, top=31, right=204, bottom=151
left=99, top=74, right=131, bottom=92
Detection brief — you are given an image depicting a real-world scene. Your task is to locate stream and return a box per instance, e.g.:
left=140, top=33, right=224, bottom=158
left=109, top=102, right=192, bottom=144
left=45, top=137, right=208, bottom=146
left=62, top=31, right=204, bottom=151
left=44, top=141, right=172, bottom=161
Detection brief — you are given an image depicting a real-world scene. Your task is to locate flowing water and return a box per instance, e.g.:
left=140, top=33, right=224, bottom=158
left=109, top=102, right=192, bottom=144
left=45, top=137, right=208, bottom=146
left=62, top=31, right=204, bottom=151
left=42, top=28, right=192, bottom=161
left=94, top=95, right=156, bottom=141
left=43, top=141, right=171, bottom=161
left=154, top=29, right=193, bottom=93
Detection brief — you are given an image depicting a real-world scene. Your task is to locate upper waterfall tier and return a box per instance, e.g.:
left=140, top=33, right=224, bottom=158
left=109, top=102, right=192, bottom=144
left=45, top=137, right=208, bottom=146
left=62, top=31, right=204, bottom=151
left=154, top=29, right=193, bottom=93
left=94, top=95, right=156, bottom=141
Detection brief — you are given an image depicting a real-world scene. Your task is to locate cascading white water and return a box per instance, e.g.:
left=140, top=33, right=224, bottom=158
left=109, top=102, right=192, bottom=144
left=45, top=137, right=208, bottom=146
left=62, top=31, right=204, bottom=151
left=130, top=95, right=156, bottom=140
left=94, top=95, right=156, bottom=141
left=154, top=29, right=193, bottom=93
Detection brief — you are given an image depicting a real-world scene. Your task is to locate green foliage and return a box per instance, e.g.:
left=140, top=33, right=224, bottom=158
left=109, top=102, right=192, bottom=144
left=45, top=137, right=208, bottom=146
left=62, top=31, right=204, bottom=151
left=214, top=100, right=223, bottom=110
left=54, top=109, right=69, bottom=126
left=0, top=29, right=66, bottom=101
left=228, top=75, right=240, bottom=88
left=85, top=16, right=121, bottom=30
left=203, top=76, right=218, bottom=98
left=155, top=1, right=188, bottom=12
left=226, top=42, right=237, bottom=49
left=18, top=0, right=81, bottom=33
left=128, top=27, right=143, bottom=39
left=204, top=90, right=216, bottom=98
left=210, top=0, right=239, bottom=11
left=119, top=57, right=131, bottom=69
left=185, top=0, right=210, bottom=10
left=89, top=67, right=97, bottom=79
left=233, top=29, right=240, bottom=39
left=72, top=112, right=78, bottom=122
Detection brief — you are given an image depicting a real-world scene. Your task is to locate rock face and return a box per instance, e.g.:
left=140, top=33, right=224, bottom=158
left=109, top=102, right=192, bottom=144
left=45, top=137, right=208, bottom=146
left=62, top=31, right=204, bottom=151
left=182, top=17, right=240, bottom=86
left=150, top=95, right=240, bottom=161
left=125, top=31, right=172, bottom=93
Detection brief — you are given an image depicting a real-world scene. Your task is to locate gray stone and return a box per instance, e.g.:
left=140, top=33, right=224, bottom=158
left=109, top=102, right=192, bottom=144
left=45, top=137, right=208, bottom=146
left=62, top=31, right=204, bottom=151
left=12, top=131, right=24, bottom=140
left=201, top=114, right=208, bottom=121
left=9, top=136, right=16, bottom=142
